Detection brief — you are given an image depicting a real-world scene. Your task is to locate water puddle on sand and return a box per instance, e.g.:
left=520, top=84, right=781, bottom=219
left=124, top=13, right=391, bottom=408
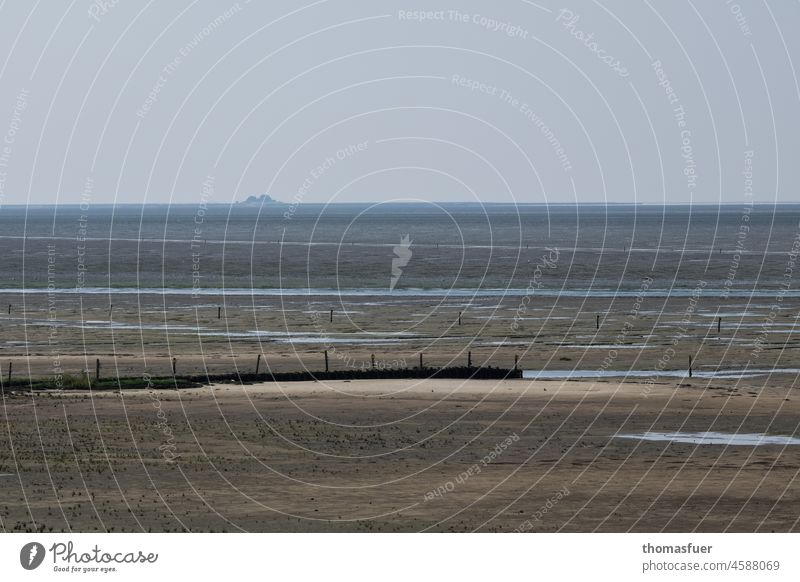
left=555, top=344, right=650, bottom=350
left=615, top=431, right=800, bottom=446
left=199, top=331, right=410, bottom=345
left=523, top=368, right=800, bottom=380
left=698, top=312, right=761, bottom=318
left=274, top=337, right=406, bottom=345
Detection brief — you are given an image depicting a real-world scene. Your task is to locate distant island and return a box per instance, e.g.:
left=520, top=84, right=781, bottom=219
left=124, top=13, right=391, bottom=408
left=239, top=194, right=280, bottom=205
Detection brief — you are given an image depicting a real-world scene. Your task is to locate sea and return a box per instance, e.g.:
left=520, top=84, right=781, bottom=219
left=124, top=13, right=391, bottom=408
left=0, top=203, right=798, bottom=296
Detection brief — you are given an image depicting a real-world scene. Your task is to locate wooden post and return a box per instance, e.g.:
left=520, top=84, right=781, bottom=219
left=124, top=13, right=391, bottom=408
left=717, top=317, right=721, bottom=333
left=371, top=354, right=375, bottom=369
left=458, top=311, right=462, bottom=326
left=255, top=354, right=261, bottom=375
left=218, top=306, right=221, bottom=320
left=596, top=314, right=600, bottom=330
left=688, top=355, right=693, bottom=379
left=109, top=304, right=113, bottom=316
left=329, top=309, right=333, bottom=323
left=7, top=362, right=11, bottom=385
left=324, top=350, right=329, bottom=372
left=514, top=354, right=518, bottom=371
left=172, top=357, right=177, bottom=376
left=95, top=358, right=100, bottom=381
left=419, top=353, right=423, bottom=369
left=468, top=351, right=472, bottom=368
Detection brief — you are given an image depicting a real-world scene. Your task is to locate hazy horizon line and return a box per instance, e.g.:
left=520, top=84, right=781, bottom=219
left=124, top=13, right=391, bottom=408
left=3, top=201, right=800, bottom=207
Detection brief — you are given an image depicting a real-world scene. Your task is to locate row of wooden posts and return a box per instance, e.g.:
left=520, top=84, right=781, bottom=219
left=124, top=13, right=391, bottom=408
left=1, top=304, right=714, bottom=382
left=593, top=313, right=722, bottom=332
left=0, top=351, right=519, bottom=384
left=319, top=350, right=518, bottom=372
left=113, top=351, right=696, bottom=378
left=1, top=352, right=704, bottom=383
left=159, top=350, right=518, bottom=376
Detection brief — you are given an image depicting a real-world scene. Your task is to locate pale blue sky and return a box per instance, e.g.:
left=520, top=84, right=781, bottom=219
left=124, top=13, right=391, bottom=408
left=0, top=0, right=796, bottom=206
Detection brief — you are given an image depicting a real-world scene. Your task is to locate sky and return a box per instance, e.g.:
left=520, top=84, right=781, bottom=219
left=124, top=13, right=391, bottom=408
left=0, top=0, right=797, bottom=206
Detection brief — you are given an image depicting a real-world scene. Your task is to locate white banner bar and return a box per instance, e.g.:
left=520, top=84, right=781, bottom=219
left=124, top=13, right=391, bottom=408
left=1, top=533, right=797, bottom=581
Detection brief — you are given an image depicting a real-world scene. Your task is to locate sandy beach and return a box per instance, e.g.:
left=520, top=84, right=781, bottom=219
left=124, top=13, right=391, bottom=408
left=1, top=377, right=797, bottom=532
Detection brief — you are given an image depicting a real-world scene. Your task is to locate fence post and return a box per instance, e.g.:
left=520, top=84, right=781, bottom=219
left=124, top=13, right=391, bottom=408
left=96, top=359, right=100, bottom=381
left=329, top=309, right=333, bottom=323
left=218, top=306, right=221, bottom=320
left=172, top=357, right=177, bottom=376
left=7, top=362, right=11, bottom=385
left=688, top=355, right=693, bottom=379
left=419, top=353, right=423, bottom=369
left=596, top=314, right=600, bottom=330
left=324, top=350, right=329, bottom=372
left=468, top=351, right=472, bottom=368
left=255, top=354, right=261, bottom=375
left=514, top=354, right=518, bottom=371
left=458, top=311, right=462, bottom=326
left=371, top=354, right=375, bottom=369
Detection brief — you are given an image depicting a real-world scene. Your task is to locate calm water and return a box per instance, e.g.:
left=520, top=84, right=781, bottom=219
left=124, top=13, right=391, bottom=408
left=523, top=368, right=800, bottom=380
left=1, top=203, right=799, bottom=292
left=615, top=432, right=800, bottom=446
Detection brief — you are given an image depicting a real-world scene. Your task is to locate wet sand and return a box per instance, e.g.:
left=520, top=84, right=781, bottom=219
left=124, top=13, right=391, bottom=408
left=3, top=290, right=800, bottom=381
left=1, top=377, right=797, bottom=532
